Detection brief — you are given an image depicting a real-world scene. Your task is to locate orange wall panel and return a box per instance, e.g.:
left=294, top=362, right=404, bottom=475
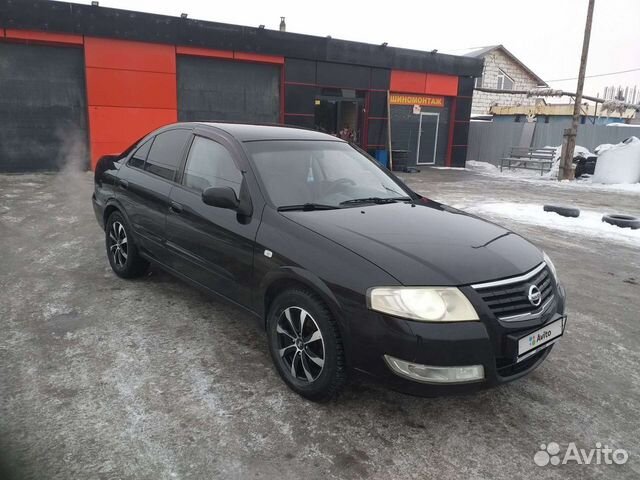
left=5, top=29, right=83, bottom=45
left=234, top=51, right=284, bottom=64
left=390, top=70, right=427, bottom=94
left=84, top=37, right=176, bottom=73
left=391, top=70, right=459, bottom=96
left=91, top=141, right=132, bottom=162
left=88, top=107, right=177, bottom=167
left=177, top=46, right=284, bottom=64
left=425, top=73, right=458, bottom=96
left=89, top=106, right=176, bottom=144
left=84, top=37, right=178, bottom=167
left=176, top=46, right=233, bottom=59
left=85, top=68, right=177, bottom=109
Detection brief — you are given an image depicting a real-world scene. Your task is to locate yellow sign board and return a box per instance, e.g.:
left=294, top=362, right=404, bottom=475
left=389, top=93, right=445, bottom=107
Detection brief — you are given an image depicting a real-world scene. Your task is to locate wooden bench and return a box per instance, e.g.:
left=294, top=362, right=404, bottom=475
left=500, top=147, right=557, bottom=175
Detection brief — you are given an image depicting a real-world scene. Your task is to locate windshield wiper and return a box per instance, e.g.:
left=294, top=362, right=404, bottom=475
left=277, top=203, right=340, bottom=212
left=339, top=196, right=411, bottom=206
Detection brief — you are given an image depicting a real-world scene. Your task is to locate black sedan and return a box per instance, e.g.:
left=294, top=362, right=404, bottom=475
left=92, top=122, right=567, bottom=400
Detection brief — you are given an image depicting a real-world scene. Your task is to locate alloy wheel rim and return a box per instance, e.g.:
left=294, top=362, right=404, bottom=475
left=108, top=221, right=128, bottom=268
left=276, top=306, right=325, bottom=383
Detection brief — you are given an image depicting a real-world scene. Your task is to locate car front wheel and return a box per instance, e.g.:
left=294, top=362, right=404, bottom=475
left=105, top=211, right=149, bottom=278
left=267, top=288, right=347, bottom=401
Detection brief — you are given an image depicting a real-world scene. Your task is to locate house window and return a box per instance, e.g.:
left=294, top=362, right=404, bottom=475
left=496, top=69, right=514, bottom=90
left=474, top=75, right=483, bottom=88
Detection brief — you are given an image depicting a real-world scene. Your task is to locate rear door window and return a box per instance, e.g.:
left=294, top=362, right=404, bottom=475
left=128, top=138, right=153, bottom=169
left=144, top=129, right=191, bottom=181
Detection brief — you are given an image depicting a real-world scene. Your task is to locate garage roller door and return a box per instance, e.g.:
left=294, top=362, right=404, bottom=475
left=0, top=43, right=88, bottom=172
left=178, top=56, right=280, bottom=123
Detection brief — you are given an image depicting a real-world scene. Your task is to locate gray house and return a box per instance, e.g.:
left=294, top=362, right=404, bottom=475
left=465, top=45, right=547, bottom=115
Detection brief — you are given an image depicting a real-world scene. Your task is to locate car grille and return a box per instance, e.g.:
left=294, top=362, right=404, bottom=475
left=472, top=263, right=555, bottom=321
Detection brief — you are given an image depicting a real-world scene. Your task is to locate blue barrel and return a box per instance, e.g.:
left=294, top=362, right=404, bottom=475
left=374, top=149, right=389, bottom=168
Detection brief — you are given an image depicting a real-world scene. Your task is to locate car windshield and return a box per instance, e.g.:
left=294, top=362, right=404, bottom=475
left=244, top=140, right=411, bottom=209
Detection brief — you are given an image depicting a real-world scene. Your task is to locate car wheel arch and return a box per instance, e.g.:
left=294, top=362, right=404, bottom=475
left=103, top=199, right=129, bottom=231
left=261, top=269, right=352, bottom=368
left=261, top=268, right=344, bottom=328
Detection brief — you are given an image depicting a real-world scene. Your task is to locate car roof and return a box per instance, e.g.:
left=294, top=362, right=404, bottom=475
left=191, top=122, right=344, bottom=142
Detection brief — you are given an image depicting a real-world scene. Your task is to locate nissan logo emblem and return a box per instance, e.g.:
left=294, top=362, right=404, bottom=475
left=527, top=284, right=542, bottom=307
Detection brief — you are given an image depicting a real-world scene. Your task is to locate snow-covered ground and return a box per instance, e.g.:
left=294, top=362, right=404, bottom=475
left=463, top=137, right=640, bottom=193
left=465, top=160, right=640, bottom=194
left=463, top=202, right=640, bottom=248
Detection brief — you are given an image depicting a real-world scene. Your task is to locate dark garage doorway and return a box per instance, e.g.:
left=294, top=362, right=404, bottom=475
left=0, top=43, right=89, bottom=172
left=177, top=56, right=280, bottom=123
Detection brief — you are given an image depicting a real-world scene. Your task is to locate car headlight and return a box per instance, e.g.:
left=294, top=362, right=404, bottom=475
left=367, top=287, right=479, bottom=322
left=543, top=251, right=560, bottom=284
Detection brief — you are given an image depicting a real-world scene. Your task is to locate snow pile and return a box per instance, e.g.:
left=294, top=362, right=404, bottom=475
left=592, top=137, right=640, bottom=184
left=542, top=145, right=592, bottom=179
left=466, top=160, right=500, bottom=174
left=469, top=202, right=640, bottom=248
left=594, top=143, right=615, bottom=155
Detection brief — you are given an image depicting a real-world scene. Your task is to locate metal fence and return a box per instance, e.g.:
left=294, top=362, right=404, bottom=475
left=467, top=121, right=640, bottom=164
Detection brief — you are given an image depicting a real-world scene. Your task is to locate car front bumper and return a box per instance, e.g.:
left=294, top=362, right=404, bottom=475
left=347, top=283, right=567, bottom=397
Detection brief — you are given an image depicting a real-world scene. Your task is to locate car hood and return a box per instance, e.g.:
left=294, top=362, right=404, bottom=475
left=281, top=199, right=543, bottom=286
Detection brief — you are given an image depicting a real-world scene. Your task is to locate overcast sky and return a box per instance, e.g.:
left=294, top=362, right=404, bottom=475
left=56, top=0, right=640, bottom=100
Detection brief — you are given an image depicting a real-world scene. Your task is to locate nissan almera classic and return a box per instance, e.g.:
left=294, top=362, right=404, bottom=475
left=92, top=122, right=567, bottom=401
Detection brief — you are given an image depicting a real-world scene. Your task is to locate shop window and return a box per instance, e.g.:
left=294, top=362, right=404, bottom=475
left=497, top=69, right=514, bottom=90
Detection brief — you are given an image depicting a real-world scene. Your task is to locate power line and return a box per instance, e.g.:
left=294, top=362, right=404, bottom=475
left=547, top=67, right=640, bottom=82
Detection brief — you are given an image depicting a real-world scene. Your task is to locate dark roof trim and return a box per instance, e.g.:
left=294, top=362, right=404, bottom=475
left=465, top=44, right=547, bottom=86
left=0, top=0, right=483, bottom=77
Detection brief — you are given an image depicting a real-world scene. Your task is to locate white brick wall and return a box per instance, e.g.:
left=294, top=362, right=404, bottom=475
left=471, top=49, right=541, bottom=115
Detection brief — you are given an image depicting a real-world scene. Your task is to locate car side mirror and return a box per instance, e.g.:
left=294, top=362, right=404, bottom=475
left=202, top=186, right=240, bottom=210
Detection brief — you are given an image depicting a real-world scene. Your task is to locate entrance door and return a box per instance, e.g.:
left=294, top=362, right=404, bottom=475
left=314, top=92, right=365, bottom=145
left=416, top=112, right=440, bottom=165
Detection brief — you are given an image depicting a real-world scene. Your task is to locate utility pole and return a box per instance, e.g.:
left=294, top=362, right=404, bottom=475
left=558, top=0, right=595, bottom=181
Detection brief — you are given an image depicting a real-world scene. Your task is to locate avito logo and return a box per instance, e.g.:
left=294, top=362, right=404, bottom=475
left=534, top=442, right=629, bottom=467
left=529, top=329, right=552, bottom=347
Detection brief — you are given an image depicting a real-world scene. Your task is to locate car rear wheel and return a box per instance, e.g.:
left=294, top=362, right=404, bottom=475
left=105, top=211, right=149, bottom=278
left=266, top=288, right=347, bottom=401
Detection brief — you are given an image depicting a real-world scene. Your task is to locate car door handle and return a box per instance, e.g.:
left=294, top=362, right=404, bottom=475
left=169, top=201, right=183, bottom=214
left=118, top=179, right=129, bottom=190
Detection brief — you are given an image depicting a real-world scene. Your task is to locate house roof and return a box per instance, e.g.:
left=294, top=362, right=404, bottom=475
left=464, top=45, right=548, bottom=87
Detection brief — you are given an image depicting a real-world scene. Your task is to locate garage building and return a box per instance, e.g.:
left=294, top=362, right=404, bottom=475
left=0, top=0, right=482, bottom=172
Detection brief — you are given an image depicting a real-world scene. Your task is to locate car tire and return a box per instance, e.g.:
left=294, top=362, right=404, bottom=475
left=266, top=288, right=347, bottom=401
left=105, top=211, right=149, bottom=278
left=543, top=204, right=580, bottom=218
left=602, top=214, right=640, bottom=230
